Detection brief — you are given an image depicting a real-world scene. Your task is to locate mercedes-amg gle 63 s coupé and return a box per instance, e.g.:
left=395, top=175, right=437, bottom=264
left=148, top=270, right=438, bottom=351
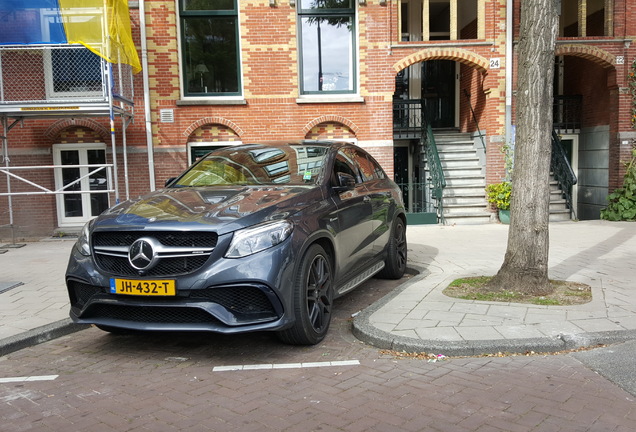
left=66, top=141, right=407, bottom=345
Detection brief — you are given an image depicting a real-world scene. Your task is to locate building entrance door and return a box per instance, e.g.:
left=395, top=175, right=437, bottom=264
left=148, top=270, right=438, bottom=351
left=53, top=143, right=110, bottom=227
left=422, top=60, right=456, bottom=128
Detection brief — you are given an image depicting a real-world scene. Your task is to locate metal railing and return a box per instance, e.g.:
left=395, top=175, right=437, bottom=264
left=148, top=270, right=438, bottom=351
left=392, top=98, right=446, bottom=223
left=393, top=98, right=424, bottom=139
left=463, top=89, right=486, bottom=154
left=0, top=164, right=114, bottom=196
left=0, top=45, right=134, bottom=107
left=423, top=122, right=446, bottom=223
left=395, top=182, right=436, bottom=214
left=553, top=95, right=582, bottom=133
left=551, top=130, right=577, bottom=219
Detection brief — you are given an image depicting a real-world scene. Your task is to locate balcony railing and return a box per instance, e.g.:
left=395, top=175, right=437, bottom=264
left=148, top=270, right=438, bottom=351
left=393, top=98, right=424, bottom=139
left=0, top=45, right=134, bottom=114
left=553, top=95, right=582, bottom=133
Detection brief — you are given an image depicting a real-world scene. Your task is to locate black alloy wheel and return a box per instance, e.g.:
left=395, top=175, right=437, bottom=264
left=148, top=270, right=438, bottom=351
left=377, top=217, right=407, bottom=279
left=278, top=244, right=333, bottom=345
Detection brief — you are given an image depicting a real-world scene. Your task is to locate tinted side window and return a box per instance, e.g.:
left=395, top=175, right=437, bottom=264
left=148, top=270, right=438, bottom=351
left=340, top=147, right=386, bottom=182
left=354, top=151, right=378, bottom=181
left=334, top=151, right=361, bottom=183
left=367, top=155, right=386, bottom=180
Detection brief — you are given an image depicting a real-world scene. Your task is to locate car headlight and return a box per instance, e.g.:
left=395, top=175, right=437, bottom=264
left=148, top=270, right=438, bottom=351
left=225, top=220, right=293, bottom=258
left=75, top=220, right=94, bottom=256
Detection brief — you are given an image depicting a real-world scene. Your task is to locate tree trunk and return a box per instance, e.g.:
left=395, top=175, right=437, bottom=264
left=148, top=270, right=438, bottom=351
left=486, top=0, right=559, bottom=296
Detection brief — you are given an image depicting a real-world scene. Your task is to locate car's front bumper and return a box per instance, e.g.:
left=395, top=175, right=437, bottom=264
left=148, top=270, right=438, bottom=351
left=65, top=237, right=297, bottom=334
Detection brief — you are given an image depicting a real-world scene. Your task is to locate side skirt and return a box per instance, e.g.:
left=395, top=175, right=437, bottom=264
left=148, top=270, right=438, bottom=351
left=335, top=261, right=385, bottom=297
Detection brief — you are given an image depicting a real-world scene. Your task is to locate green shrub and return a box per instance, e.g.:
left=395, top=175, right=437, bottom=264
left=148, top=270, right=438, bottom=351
left=601, top=148, right=636, bottom=221
left=485, top=182, right=512, bottom=210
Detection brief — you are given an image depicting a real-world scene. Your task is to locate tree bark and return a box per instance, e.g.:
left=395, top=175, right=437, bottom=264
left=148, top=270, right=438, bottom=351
left=486, top=0, right=559, bottom=296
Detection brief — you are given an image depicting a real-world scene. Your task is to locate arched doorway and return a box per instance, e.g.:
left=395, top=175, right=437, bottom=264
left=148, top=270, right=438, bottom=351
left=393, top=53, right=489, bottom=224
left=394, top=60, right=458, bottom=130
left=552, top=46, right=615, bottom=219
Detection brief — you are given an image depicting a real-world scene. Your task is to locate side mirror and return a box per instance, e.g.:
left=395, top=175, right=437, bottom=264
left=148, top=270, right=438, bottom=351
left=164, top=177, right=177, bottom=187
left=333, top=172, right=356, bottom=193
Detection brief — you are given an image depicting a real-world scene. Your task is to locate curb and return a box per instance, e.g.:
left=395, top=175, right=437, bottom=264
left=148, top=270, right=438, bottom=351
left=0, top=319, right=90, bottom=357
left=352, top=269, right=636, bottom=356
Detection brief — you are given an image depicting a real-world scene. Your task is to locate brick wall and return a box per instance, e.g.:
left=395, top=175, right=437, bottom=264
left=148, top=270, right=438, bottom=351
left=4, top=0, right=636, bottom=239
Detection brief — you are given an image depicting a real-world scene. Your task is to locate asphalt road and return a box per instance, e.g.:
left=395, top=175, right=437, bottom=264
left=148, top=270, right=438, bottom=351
left=572, top=340, right=636, bottom=397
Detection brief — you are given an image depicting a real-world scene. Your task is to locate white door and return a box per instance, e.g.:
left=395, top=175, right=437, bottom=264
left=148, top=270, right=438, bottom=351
left=53, top=143, right=110, bottom=226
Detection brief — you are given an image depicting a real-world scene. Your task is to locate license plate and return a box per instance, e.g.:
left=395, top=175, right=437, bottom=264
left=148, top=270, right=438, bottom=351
left=110, top=278, right=176, bottom=296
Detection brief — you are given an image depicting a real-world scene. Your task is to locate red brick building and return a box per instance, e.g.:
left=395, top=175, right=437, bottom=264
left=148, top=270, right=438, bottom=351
left=1, top=0, right=634, bottom=239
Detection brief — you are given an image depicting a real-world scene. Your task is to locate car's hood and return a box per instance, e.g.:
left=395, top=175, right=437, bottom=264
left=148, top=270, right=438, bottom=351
left=93, top=185, right=321, bottom=235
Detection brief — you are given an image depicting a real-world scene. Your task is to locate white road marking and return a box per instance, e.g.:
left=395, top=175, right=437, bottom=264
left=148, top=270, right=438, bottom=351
left=213, top=360, right=360, bottom=372
left=0, top=375, right=59, bottom=384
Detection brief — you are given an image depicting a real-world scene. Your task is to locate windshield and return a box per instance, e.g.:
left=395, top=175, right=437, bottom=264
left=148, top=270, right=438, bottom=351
left=172, top=144, right=329, bottom=187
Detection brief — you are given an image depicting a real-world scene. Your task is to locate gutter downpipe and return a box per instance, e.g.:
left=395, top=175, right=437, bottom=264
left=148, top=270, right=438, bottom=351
left=139, top=0, right=156, bottom=191
left=505, top=0, right=513, bottom=148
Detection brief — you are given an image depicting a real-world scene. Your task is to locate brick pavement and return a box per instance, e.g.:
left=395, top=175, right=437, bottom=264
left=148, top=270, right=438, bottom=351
left=0, top=328, right=634, bottom=431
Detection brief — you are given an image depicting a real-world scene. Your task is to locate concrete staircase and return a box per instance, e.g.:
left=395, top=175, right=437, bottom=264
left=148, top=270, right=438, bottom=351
left=433, top=132, right=573, bottom=224
left=548, top=179, right=572, bottom=222
left=435, top=132, right=491, bottom=225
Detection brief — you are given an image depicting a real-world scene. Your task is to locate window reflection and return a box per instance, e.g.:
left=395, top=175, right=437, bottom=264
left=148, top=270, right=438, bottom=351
left=298, top=1, right=355, bottom=95
left=180, top=1, right=240, bottom=96
left=174, top=145, right=329, bottom=187
left=300, top=17, right=353, bottom=92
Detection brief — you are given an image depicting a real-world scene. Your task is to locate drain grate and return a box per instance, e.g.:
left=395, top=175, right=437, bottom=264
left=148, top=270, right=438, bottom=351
left=0, top=282, right=23, bottom=294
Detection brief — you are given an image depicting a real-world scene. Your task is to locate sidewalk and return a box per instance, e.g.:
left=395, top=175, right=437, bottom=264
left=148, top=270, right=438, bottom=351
left=0, top=238, right=88, bottom=356
left=1, top=220, right=635, bottom=357
left=353, top=220, right=636, bottom=356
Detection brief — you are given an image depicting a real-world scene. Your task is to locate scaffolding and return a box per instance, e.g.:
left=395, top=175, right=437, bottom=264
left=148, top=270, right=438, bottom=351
left=0, top=0, right=140, bottom=240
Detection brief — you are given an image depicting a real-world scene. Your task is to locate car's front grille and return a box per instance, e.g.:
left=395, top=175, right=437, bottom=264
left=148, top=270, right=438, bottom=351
left=96, top=254, right=210, bottom=277
left=86, top=304, right=220, bottom=324
left=92, top=231, right=218, bottom=277
left=93, top=231, right=217, bottom=248
left=191, top=286, right=276, bottom=315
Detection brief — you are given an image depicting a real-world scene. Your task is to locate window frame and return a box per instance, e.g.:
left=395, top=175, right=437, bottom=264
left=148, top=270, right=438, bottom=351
left=186, top=141, right=240, bottom=165
left=53, top=142, right=110, bottom=227
left=297, top=1, right=357, bottom=96
left=178, top=0, right=242, bottom=98
left=40, top=9, right=105, bottom=101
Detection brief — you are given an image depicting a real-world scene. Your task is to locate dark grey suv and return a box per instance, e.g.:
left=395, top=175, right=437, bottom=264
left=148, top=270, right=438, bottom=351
left=65, top=141, right=407, bottom=344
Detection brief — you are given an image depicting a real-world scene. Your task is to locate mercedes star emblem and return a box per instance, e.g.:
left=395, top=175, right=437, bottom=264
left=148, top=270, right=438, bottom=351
left=129, top=238, right=156, bottom=270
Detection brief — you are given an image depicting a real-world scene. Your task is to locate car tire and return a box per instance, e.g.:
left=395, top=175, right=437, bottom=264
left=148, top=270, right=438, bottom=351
left=278, top=244, right=333, bottom=345
left=377, top=217, right=407, bottom=280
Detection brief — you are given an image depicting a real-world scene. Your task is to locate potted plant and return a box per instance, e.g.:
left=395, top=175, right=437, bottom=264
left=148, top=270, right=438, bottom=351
left=485, top=181, right=512, bottom=223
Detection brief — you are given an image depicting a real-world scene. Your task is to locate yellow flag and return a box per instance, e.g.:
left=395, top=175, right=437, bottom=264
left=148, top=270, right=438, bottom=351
left=59, top=0, right=141, bottom=73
